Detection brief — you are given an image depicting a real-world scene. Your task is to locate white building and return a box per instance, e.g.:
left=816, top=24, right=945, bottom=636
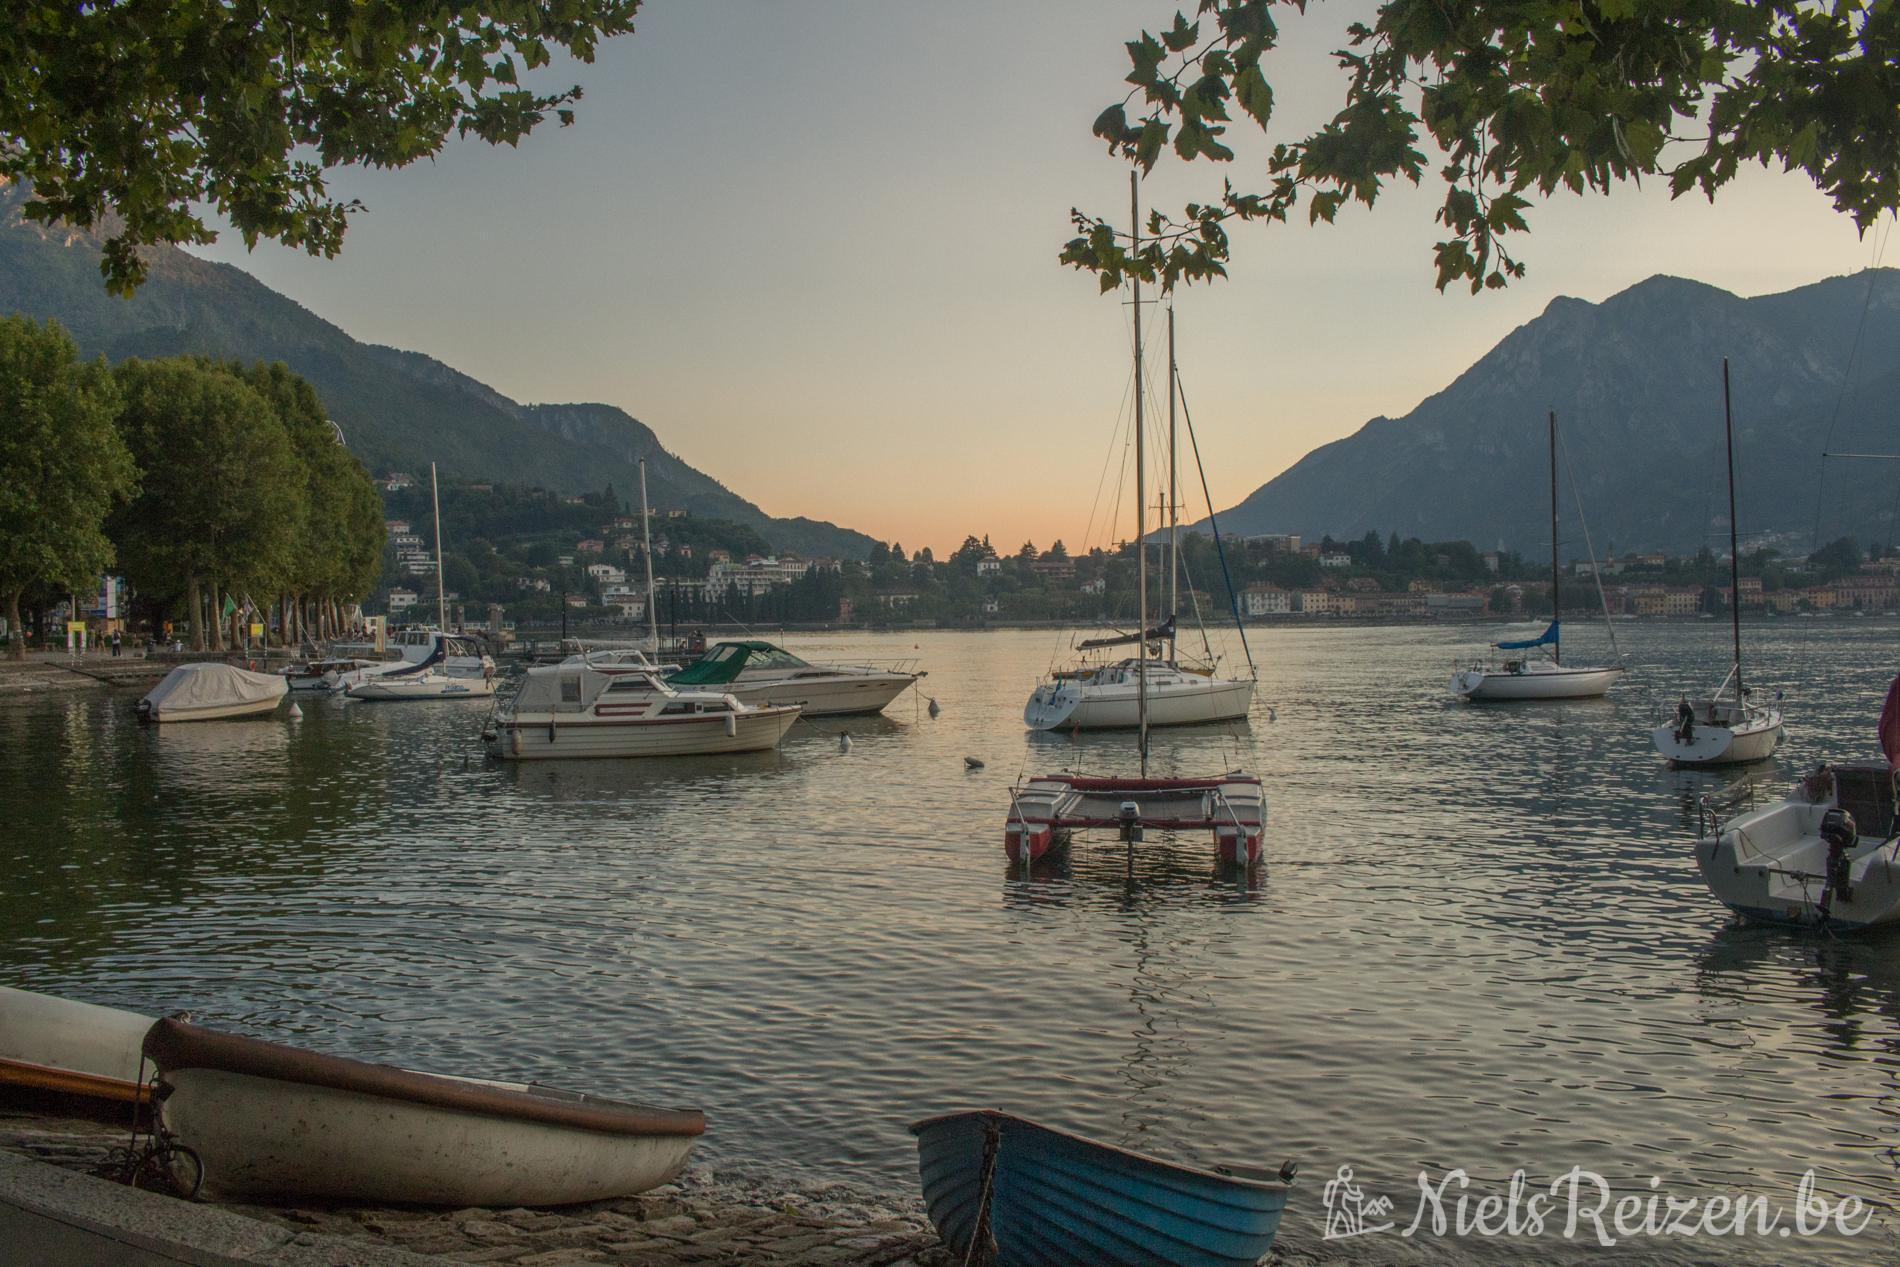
left=976, top=558, right=1002, bottom=576
left=1319, top=552, right=1352, bottom=569
left=1242, top=584, right=1292, bottom=616
left=586, top=564, right=627, bottom=584
left=387, top=588, right=419, bottom=613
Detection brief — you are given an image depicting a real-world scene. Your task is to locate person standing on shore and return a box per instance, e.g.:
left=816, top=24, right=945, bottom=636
left=110, top=629, right=121, bottom=657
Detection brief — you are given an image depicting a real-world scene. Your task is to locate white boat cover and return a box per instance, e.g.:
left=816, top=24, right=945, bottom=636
left=142, top=663, right=289, bottom=717
left=511, top=664, right=633, bottom=713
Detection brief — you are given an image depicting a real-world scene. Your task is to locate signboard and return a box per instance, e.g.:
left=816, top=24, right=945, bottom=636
left=66, top=620, right=86, bottom=634
left=82, top=577, right=120, bottom=620
left=249, top=623, right=264, bottom=638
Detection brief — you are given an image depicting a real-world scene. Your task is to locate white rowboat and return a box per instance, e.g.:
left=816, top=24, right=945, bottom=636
left=0, top=986, right=154, bottom=1106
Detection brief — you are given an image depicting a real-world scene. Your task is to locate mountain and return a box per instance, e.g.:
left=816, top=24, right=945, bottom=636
left=1204, top=271, right=1900, bottom=555
left=0, top=181, right=875, bottom=559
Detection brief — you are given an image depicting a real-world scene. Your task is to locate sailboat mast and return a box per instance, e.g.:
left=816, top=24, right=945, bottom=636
left=431, top=461, right=447, bottom=631
left=639, top=458, right=659, bottom=649
left=1722, top=359, right=1743, bottom=700
left=1131, top=172, right=1148, bottom=765
left=1167, top=304, right=1179, bottom=662
left=1548, top=411, right=1560, bottom=666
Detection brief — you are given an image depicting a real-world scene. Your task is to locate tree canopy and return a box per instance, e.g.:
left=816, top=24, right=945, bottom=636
left=0, top=316, right=133, bottom=658
left=3, top=1, right=642, bottom=295
left=1064, top=1, right=1900, bottom=293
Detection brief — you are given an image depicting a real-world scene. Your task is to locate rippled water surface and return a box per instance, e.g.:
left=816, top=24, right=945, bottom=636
left=4, top=621, right=1897, bottom=1262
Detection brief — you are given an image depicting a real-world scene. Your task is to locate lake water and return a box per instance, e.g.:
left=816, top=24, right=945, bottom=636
left=3, top=621, right=1896, bottom=1263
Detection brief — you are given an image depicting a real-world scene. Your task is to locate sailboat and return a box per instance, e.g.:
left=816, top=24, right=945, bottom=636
left=1022, top=283, right=1256, bottom=731
left=1007, top=174, right=1266, bottom=867
left=347, top=462, right=496, bottom=700
left=1449, top=412, right=1624, bottom=701
left=1652, top=361, right=1784, bottom=765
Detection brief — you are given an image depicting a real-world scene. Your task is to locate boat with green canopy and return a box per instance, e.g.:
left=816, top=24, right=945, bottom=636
left=666, top=640, right=922, bottom=717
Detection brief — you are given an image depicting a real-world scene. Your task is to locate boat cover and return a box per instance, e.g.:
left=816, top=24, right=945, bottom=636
left=508, top=664, right=625, bottom=713
left=141, top=663, right=288, bottom=716
left=1078, top=616, right=1176, bottom=651
left=1495, top=620, right=1558, bottom=650
left=668, top=641, right=808, bottom=685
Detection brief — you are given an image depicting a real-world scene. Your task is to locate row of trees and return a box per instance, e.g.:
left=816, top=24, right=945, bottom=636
left=0, top=317, right=385, bottom=657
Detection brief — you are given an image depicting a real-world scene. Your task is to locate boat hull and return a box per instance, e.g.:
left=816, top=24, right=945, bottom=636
left=486, top=706, right=799, bottom=760
left=0, top=987, right=153, bottom=1106
left=1697, top=793, right=1900, bottom=931
left=1651, top=711, right=1783, bottom=766
left=1007, top=774, right=1266, bottom=866
left=728, top=673, right=916, bottom=717
left=141, top=697, right=286, bottom=722
left=1449, top=665, right=1622, bottom=700
left=1025, top=677, right=1254, bottom=731
left=347, top=676, right=496, bottom=701
left=143, top=1019, right=703, bottom=1207
left=911, top=1110, right=1289, bottom=1267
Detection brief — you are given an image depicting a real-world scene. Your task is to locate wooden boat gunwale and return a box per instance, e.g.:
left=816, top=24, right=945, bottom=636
left=143, top=1019, right=703, bottom=1139
left=0, top=1053, right=149, bottom=1104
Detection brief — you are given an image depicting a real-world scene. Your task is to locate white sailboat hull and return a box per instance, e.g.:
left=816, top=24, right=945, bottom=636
left=1026, top=674, right=1254, bottom=730
left=1449, top=664, right=1622, bottom=700
left=727, top=672, right=917, bottom=717
left=1651, top=708, right=1784, bottom=766
left=348, top=674, right=495, bottom=701
left=486, top=706, right=799, bottom=760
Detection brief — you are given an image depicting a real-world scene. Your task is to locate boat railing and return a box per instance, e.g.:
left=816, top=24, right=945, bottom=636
left=1697, top=780, right=1759, bottom=838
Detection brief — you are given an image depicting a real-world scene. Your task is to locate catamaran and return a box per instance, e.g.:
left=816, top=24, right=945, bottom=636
left=1450, top=412, right=1624, bottom=701
left=1652, top=360, right=1784, bottom=765
left=1007, top=174, right=1266, bottom=867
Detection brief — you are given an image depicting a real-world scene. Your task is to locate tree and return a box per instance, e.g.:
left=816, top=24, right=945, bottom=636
left=5, top=1, right=642, bottom=295
left=1066, top=2, right=1900, bottom=293
left=0, top=317, right=133, bottom=658
left=110, top=359, right=302, bottom=649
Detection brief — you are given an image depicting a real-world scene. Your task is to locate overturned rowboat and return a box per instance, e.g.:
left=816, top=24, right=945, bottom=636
left=142, top=1018, right=704, bottom=1205
left=911, top=1110, right=1294, bottom=1267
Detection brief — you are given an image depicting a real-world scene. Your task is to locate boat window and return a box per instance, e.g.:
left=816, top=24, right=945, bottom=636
left=605, top=677, right=654, bottom=693
left=560, top=676, right=582, bottom=704
left=660, top=702, right=696, bottom=715
left=709, top=645, right=742, bottom=663
left=755, top=648, right=809, bottom=668
left=701, top=702, right=730, bottom=712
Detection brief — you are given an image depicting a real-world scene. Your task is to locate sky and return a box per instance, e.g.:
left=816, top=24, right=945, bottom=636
left=187, top=1, right=1882, bottom=557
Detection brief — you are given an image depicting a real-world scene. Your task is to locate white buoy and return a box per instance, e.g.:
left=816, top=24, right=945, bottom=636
left=287, top=701, right=303, bottom=720
left=927, top=697, right=941, bottom=718
left=839, top=731, right=853, bottom=753
left=964, top=756, right=984, bottom=770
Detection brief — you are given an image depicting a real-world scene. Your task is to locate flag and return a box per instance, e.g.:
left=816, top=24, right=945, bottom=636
left=220, top=595, right=238, bottom=619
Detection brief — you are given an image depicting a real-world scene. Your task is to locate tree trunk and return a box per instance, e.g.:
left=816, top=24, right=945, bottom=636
left=209, top=583, right=224, bottom=652
left=5, top=587, right=24, bottom=661
left=187, top=576, right=204, bottom=651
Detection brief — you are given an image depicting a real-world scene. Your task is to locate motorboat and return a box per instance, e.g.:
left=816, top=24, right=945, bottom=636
left=483, top=662, right=799, bottom=760
left=562, top=647, right=676, bottom=675
left=911, top=1109, right=1294, bottom=1267
left=141, top=1017, right=704, bottom=1206
left=281, top=657, right=384, bottom=693
left=1696, top=761, right=1900, bottom=930
left=1450, top=412, right=1623, bottom=702
left=138, top=663, right=288, bottom=722
left=1025, top=653, right=1254, bottom=730
left=347, top=668, right=496, bottom=701
left=1652, top=360, right=1784, bottom=766
left=0, top=987, right=154, bottom=1107
left=666, top=640, right=921, bottom=717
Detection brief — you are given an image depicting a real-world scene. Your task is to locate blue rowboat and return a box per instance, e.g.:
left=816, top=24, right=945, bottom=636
left=910, top=1110, right=1294, bottom=1266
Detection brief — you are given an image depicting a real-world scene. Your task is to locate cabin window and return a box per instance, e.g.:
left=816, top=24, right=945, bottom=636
left=701, top=702, right=730, bottom=712
left=560, top=677, right=582, bottom=704
left=605, top=678, right=653, bottom=693
left=660, top=702, right=696, bottom=715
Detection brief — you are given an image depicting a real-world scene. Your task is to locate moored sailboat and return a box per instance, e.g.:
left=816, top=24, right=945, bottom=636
left=1652, top=360, right=1784, bottom=766
left=1450, top=412, right=1624, bottom=701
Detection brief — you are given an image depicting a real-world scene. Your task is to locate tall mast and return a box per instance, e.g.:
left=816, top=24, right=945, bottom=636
left=1548, top=412, right=1559, bottom=665
left=639, top=458, right=659, bottom=650
left=1167, top=304, right=1179, bottom=663
left=431, top=461, right=447, bottom=631
left=1131, top=171, right=1148, bottom=767
left=1722, top=359, right=1743, bottom=700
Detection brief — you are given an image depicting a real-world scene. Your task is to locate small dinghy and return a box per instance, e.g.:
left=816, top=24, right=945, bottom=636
left=911, top=1110, right=1293, bottom=1267
left=141, top=1018, right=705, bottom=1205
left=139, top=663, right=287, bottom=722
left=0, top=986, right=154, bottom=1107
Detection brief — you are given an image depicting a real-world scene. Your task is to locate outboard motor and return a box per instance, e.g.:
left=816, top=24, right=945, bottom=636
left=1820, top=807, right=1858, bottom=911
left=1118, top=800, right=1143, bottom=844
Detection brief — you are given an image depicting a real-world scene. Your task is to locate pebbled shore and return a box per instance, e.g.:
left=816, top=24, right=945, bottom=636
left=0, top=1107, right=954, bottom=1266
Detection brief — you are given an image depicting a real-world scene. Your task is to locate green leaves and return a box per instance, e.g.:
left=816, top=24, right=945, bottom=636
left=1071, top=0, right=1900, bottom=294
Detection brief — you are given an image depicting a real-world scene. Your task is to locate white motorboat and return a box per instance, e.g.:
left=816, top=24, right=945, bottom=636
left=666, top=640, right=921, bottom=717
left=1450, top=412, right=1623, bottom=702
left=142, top=1017, right=704, bottom=1206
left=347, top=667, right=496, bottom=701
left=1652, top=360, right=1785, bottom=767
left=483, top=662, right=799, bottom=760
left=1025, top=656, right=1254, bottom=729
left=1696, top=761, right=1900, bottom=931
left=138, top=663, right=288, bottom=722
left=281, top=657, right=384, bottom=693
left=0, top=986, right=154, bottom=1107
